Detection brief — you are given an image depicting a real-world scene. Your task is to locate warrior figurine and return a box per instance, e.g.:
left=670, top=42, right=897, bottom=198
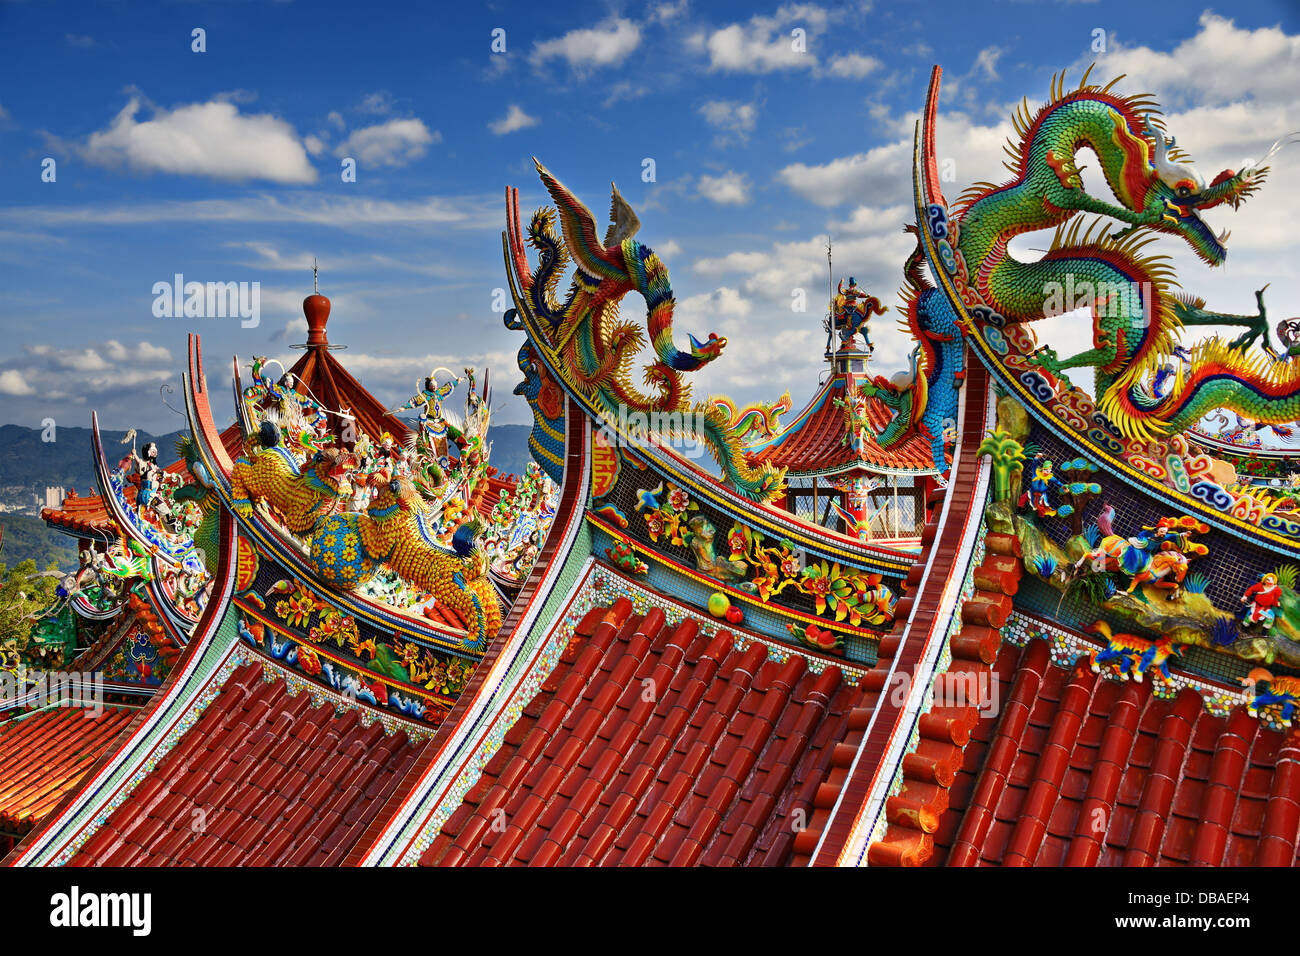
left=1242, top=573, right=1283, bottom=629
left=832, top=277, right=886, bottom=353
left=131, top=441, right=162, bottom=513
left=1018, top=454, right=1066, bottom=518
left=396, top=368, right=461, bottom=459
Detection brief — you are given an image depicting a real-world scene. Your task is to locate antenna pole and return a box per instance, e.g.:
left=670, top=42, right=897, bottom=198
left=826, top=237, right=833, bottom=312
left=825, top=237, right=835, bottom=361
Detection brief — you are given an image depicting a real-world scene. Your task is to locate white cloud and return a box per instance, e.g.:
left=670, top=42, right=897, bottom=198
left=531, top=19, right=642, bottom=71
left=777, top=110, right=1013, bottom=207
left=65, top=34, right=95, bottom=48
left=227, top=241, right=318, bottom=272
left=304, top=134, right=326, bottom=156
left=79, top=95, right=318, bottom=184
left=334, top=118, right=437, bottom=167
left=1087, top=13, right=1300, bottom=111
left=6, top=341, right=177, bottom=405
left=603, top=82, right=650, bottom=108
left=973, top=45, right=1003, bottom=80
left=677, top=287, right=753, bottom=324
left=0, top=193, right=498, bottom=229
left=0, top=370, right=34, bottom=396
left=829, top=203, right=911, bottom=235
left=489, top=104, right=539, bottom=136
left=697, top=171, right=752, bottom=205
left=358, top=91, right=396, bottom=115
left=692, top=4, right=831, bottom=73
left=698, top=100, right=759, bottom=140
left=651, top=0, right=688, bottom=23
left=828, top=52, right=880, bottom=79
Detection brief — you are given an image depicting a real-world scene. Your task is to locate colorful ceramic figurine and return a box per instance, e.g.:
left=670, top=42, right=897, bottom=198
left=833, top=277, right=887, bottom=352
left=1241, top=573, right=1283, bottom=629
left=1241, top=669, right=1300, bottom=726
left=1085, top=621, right=1183, bottom=687
left=396, top=368, right=461, bottom=459
left=1018, top=454, right=1069, bottom=518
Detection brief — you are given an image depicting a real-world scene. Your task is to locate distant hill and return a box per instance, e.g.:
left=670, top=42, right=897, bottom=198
left=0, top=421, right=536, bottom=568
left=0, top=422, right=184, bottom=509
left=1, top=513, right=76, bottom=570
left=0, top=422, right=186, bottom=571
left=485, top=424, right=534, bottom=480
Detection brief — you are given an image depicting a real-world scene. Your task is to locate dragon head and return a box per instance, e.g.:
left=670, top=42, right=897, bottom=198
left=307, top=448, right=354, bottom=496
left=370, top=477, right=422, bottom=516
left=1137, top=119, right=1279, bottom=266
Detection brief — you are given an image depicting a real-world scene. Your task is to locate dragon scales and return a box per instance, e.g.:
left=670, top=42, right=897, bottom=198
left=942, top=67, right=1298, bottom=442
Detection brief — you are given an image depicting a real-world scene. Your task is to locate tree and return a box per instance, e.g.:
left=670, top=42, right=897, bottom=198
left=0, top=559, right=62, bottom=668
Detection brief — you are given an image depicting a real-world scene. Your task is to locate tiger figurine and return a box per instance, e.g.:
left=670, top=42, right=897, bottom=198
left=1240, top=668, right=1300, bottom=727
left=230, top=422, right=353, bottom=536
left=1084, top=621, right=1183, bottom=687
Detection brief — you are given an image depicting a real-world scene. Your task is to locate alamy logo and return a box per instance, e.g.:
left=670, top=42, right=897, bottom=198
left=598, top=404, right=709, bottom=460
left=0, top=668, right=104, bottom=717
left=152, top=273, right=260, bottom=328
left=49, top=886, right=151, bottom=936
left=1041, top=276, right=1154, bottom=325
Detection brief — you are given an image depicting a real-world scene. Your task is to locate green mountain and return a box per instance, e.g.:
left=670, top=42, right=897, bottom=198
left=0, top=422, right=184, bottom=506
left=1, top=513, right=76, bottom=570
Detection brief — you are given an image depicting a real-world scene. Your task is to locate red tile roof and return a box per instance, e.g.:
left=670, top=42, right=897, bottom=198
left=746, top=373, right=941, bottom=476
left=418, top=597, right=862, bottom=866
left=0, top=707, right=136, bottom=835
left=852, top=535, right=1022, bottom=866
left=69, top=660, right=428, bottom=865
left=935, top=639, right=1300, bottom=866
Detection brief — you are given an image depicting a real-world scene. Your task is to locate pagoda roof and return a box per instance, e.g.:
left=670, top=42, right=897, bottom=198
left=418, top=596, right=863, bottom=866
left=69, top=659, right=428, bottom=866
left=43, top=292, right=422, bottom=538
left=287, top=293, right=410, bottom=446
left=287, top=347, right=409, bottom=445
left=0, top=706, right=136, bottom=836
left=745, top=369, right=940, bottom=478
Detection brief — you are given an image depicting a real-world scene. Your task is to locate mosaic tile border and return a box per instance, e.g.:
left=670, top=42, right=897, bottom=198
left=1005, top=611, right=1266, bottom=725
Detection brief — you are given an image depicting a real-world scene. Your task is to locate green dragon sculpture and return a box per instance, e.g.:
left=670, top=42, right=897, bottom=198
left=505, top=160, right=787, bottom=502
left=941, top=66, right=1299, bottom=442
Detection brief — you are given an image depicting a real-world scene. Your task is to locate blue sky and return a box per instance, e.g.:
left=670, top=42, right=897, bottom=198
left=1, top=0, right=1298, bottom=435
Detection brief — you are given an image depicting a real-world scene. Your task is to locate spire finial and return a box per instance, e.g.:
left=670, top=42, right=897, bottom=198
left=313, top=257, right=318, bottom=294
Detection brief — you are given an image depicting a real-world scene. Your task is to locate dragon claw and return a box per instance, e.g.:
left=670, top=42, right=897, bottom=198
left=1026, top=348, right=1073, bottom=386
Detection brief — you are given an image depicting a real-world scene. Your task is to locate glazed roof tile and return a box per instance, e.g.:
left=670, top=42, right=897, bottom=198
left=0, top=706, right=136, bottom=834
left=787, top=358, right=996, bottom=865
left=418, top=597, right=863, bottom=866
left=69, top=659, right=427, bottom=866
left=934, top=638, right=1300, bottom=866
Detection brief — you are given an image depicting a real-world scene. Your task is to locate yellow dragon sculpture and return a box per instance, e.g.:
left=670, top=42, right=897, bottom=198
left=229, top=423, right=354, bottom=536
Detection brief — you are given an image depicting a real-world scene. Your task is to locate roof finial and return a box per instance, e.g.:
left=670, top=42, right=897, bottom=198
left=313, top=257, right=318, bottom=294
